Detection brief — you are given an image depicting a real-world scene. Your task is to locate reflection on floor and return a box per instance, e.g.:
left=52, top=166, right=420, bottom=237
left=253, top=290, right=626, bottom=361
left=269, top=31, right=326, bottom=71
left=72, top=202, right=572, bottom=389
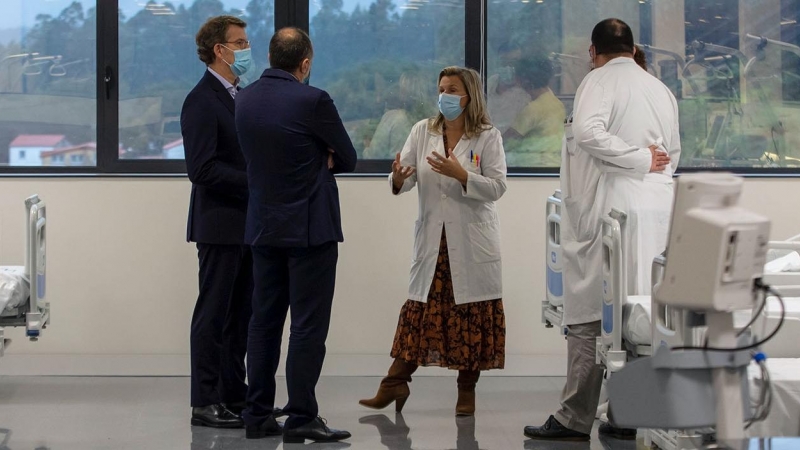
left=0, top=376, right=637, bottom=450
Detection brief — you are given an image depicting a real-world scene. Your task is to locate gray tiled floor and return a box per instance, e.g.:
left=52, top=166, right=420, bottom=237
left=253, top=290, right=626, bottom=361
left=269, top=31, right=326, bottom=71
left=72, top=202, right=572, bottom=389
left=0, top=376, right=637, bottom=450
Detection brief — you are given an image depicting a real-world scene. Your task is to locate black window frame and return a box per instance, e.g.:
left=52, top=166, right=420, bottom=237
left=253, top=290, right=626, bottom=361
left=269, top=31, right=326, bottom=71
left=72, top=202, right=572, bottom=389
left=0, top=0, right=798, bottom=177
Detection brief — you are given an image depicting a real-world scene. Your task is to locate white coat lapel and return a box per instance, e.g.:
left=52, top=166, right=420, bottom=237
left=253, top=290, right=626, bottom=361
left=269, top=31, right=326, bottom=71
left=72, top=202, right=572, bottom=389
left=450, top=135, right=471, bottom=159
left=430, top=133, right=442, bottom=155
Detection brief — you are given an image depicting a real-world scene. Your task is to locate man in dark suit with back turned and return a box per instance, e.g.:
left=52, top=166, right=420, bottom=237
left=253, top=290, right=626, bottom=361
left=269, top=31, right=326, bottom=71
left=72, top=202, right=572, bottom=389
left=180, top=15, right=256, bottom=429
left=235, top=27, right=357, bottom=443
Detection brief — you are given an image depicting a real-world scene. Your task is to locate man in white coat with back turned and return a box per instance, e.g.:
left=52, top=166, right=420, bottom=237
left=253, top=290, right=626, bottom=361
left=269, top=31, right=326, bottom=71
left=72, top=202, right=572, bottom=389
left=524, top=18, right=680, bottom=442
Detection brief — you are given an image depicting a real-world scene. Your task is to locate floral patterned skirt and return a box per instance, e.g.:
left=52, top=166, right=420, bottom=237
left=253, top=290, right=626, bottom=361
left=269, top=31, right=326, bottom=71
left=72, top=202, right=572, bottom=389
left=390, top=228, right=506, bottom=371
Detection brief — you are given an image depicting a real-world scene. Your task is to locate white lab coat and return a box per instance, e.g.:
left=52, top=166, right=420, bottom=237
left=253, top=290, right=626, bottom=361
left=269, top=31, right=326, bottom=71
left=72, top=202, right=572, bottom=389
left=390, top=119, right=507, bottom=304
left=560, top=57, right=681, bottom=325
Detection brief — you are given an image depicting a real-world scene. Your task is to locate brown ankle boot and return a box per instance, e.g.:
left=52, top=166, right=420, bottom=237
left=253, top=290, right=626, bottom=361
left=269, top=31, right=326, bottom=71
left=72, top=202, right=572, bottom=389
left=456, top=370, right=480, bottom=416
left=359, top=359, right=418, bottom=412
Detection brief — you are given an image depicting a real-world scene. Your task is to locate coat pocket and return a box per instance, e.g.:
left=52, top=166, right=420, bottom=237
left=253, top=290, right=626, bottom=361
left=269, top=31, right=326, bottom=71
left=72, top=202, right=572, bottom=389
left=468, top=220, right=501, bottom=263
left=563, top=193, right=601, bottom=243
left=463, top=154, right=481, bottom=174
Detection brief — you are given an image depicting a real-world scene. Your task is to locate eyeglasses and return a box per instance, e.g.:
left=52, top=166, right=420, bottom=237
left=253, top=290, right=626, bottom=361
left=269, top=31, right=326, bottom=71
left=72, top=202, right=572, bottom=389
left=223, top=39, right=250, bottom=49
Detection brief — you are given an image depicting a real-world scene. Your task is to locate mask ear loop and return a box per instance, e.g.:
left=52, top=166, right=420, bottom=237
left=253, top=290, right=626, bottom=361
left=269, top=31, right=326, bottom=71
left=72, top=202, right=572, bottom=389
left=216, top=44, right=233, bottom=68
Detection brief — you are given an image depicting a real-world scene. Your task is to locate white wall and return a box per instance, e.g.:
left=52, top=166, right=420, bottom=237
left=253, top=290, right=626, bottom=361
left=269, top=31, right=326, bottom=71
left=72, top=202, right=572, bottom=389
left=0, top=176, right=797, bottom=376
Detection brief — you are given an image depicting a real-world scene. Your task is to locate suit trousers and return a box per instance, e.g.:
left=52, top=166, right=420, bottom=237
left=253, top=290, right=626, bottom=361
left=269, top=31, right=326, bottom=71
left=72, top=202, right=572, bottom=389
left=243, top=241, right=338, bottom=429
left=190, top=244, right=253, bottom=407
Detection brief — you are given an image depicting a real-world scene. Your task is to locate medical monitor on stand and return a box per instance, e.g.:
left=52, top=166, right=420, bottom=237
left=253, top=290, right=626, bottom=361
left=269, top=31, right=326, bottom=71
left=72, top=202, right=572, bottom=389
left=608, top=173, right=772, bottom=447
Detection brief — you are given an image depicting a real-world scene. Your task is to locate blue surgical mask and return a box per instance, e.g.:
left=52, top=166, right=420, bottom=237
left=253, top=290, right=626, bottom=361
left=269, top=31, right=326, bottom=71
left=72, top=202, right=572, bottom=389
left=222, top=46, right=253, bottom=77
left=438, top=93, right=466, bottom=121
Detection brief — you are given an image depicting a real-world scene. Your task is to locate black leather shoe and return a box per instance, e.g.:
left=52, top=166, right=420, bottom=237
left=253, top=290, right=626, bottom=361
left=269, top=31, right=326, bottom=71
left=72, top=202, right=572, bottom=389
left=226, top=402, right=285, bottom=419
left=223, top=401, right=247, bottom=416
left=246, top=415, right=283, bottom=439
left=191, top=404, right=244, bottom=429
left=598, top=422, right=636, bottom=440
left=283, top=417, right=351, bottom=443
left=523, top=415, right=590, bottom=441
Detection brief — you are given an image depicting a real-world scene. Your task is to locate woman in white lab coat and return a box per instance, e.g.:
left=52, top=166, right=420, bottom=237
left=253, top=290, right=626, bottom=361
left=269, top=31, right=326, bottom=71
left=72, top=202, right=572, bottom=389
left=359, top=66, right=508, bottom=416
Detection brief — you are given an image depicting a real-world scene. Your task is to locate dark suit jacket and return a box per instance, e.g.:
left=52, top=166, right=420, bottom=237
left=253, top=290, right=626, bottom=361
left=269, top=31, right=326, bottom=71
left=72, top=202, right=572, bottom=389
left=235, top=68, right=357, bottom=248
left=180, top=70, right=248, bottom=245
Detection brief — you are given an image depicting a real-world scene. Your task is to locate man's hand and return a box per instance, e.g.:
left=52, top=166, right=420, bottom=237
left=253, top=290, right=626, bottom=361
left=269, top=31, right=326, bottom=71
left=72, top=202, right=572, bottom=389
left=327, top=148, right=334, bottom=169
left=649, top=144, right=671, bottom=172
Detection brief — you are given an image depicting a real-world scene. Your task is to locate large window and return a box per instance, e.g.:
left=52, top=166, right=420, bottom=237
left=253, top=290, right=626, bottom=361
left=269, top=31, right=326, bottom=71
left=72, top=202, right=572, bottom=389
left=487, top=0, right=563, bottom=170
left=310, top=0, right=464, bottom=167
left=488, top=0, right=800, bottom=171
left=1, top=0, right=799, bottom=174
left=0, top=0, right=97, bottom=168
left=118, top=0, right=274, bottom=161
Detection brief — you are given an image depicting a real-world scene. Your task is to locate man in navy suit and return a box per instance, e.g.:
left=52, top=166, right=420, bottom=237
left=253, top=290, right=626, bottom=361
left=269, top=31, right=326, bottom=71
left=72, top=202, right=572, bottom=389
left=236, top=27, right=357, bottom=443
left=181, top=15, right=256, bottom=429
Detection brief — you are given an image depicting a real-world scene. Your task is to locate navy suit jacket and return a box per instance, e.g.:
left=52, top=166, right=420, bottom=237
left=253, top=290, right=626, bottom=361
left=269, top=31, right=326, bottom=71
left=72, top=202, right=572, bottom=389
left=180, top=70, right=248, bottom=245
left=235, top=69, right=357, bottom=248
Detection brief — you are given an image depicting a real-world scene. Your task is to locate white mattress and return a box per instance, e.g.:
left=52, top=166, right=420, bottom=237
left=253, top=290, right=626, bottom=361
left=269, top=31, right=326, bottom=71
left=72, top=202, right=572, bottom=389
left=620, top=296, right=800, bottom=348
left=623, top=295, right=653, bottom=346
left=0, top=266, right=29, bottom=313
left=607, top=298, right=797, bottom=349
left=747, top=358, right=800, bottom=438
left=577, top=251, right=799, bottom=347
left=765, top=250, right=800, bottom=272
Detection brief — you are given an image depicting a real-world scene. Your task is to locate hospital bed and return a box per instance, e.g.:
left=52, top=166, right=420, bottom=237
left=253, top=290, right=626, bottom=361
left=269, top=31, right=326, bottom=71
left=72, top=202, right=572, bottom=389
left=541, top=190, right=566, bottom=335
left=597, top=221, right=800, bottom=448
left=540, top=192, right=706, bottom=446
left=540, top=193, right=685, bottom=369
left=762, top=236, right=800, bottom=297
left=596, top=209, right=710, bottom=372
left=595, top=208, right=711, bottom=450
left=597, top=209, right=653, bottom=374
left=0, top=195, right=49, bottom=357
left=743, top=234, right=800, bottom=440
left=540, top=188, right=800, bottom=445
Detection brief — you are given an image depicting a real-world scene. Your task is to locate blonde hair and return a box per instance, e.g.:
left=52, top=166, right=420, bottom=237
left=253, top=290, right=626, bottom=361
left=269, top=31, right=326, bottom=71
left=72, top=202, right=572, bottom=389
left=429, top=66, right=492, bottom=139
